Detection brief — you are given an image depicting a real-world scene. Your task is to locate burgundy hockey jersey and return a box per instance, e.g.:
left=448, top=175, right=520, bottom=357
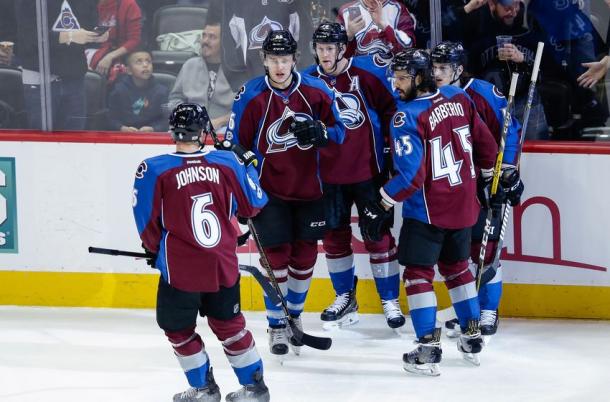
left=133, top=149, right=267, bottom=292
left=381, top=86, right=498, bottom=229
left=227, top=72, right=345, bottom=201
left=303, top=55, right=396, bottom=184
left=337, top=0, right=416, bottom=58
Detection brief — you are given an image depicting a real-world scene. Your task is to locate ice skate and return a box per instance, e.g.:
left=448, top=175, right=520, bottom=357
left=288, top=315, right=303, bottom=356
left=403, top=328, right=442, bottom=376
left=225, top=369, right=270, bottom=402
left=173, top=368, right=221, bottom=402
left=267, top=326, right=289, bottom=358
left=382, top=298, right=406, bottom=330
left=321, top=277, right=359, bottom=330
left=480, top=309, right=499, bottom=344
left=444, top=318, right=461, bottom=338
left=457, top=319, right=484, bottom=366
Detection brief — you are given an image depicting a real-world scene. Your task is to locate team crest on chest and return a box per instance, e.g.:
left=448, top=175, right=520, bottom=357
left=52, top=0, right=81, bottom=32
left=334, top=89, right=365, bottom=130
left=266, top=106, right=312, bottom=153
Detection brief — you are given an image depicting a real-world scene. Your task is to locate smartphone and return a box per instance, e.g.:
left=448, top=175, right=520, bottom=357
left=347, top=6, right=361, bottom=20
left=93, top=26, right=110, bottom=35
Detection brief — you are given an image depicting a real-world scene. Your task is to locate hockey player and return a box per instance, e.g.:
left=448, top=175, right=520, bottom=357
left=431, top=41, right=524, bottom=338
left=133, top=103, right=270, bottom=402
left=226, top=30, right=345, bottom=356
left=360, top=49, right=499, bottom=375
left=303, top=22, right=404, bottom=330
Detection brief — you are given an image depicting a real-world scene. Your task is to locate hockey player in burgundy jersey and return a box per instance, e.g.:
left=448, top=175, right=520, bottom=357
left=360, top=49, right=499, bottom=375
left=226, top=30, right=345, bottom=356
left=133, top=104, right=270, bottom=402
left=431, top=41, right=525, bottom=338
left=336, top=0, right=416, bottom=59
left=302, top=22, right=404, bottom=330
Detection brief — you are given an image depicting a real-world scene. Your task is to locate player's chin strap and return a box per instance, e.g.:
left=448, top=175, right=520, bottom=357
left=316, top=43, right=344, bottom=75
left=449, top=64, right=461, bottom=86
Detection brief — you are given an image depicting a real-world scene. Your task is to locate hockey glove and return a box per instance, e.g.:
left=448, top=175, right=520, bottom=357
left=215, top=140, right=258, bottom=167
left=477, top=175, right=505, bottom=212
left=500, top=167, right=524, bottom=206
left=291, top=119, right=328, bottom=147
left=360, top=200, right=393, bottom=242
left=142, top=245, right=158, bottom=269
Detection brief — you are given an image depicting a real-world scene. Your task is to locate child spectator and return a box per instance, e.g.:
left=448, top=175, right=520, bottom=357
left=107, top=49, right=169, bottom=132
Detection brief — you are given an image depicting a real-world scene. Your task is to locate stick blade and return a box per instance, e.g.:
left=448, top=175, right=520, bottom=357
left=290, top=321, right=332, bottom=350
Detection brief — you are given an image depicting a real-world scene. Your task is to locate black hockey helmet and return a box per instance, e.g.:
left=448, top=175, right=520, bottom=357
left=262, top=30, right=297, bottom=56
left=168, top=103, right=212, bottom=142
left=312, top=22, right=348, bottom=45
left=431, top=41, right=467, bottom=66
left=391, top=49, right=432, bottom=76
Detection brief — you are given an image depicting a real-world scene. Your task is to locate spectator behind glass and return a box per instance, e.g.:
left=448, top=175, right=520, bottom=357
left=0, top=0, right=17, bottom=66
left=527, top=0, right=609, bottom=130
left=336, top=0, right=416, bottom=59
left=16, top=0, right=107, bottom=130
left=88, top=0, right=143, bottom=77
left=463, top=0, right=549, bottom=140
left=168, top=22, right=234, bottom=131
left=107, top=49, right=169, bottom=132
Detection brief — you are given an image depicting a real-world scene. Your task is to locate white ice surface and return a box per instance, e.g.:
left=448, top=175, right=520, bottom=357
left=0, top=306, right=609, bottom=402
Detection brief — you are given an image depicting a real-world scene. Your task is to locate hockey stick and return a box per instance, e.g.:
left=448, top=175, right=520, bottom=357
left=89, top=246, right=282, bottom=305
left=88, top=246, right=149, bottom=258
left=475, top=72, right=520, bottom=291
left=482, top=42, right=545, bottom=286
left=437, top=73, right=520, bottom=325
left=246, top=219, right=333, bottom=351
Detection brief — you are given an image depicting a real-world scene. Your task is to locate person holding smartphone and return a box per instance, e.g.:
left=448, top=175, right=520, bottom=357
left=336, top=0, right=416, bottom=59
left=88, top=0, right=143, bottom=76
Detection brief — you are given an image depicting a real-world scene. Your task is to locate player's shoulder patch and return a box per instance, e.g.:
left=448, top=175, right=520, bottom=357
left=234, top=85, right=246, bottom=101
left=492, top=85, right=505, bottom=99
left=372, top=53, right=392, bottom=68
left=135, top=161, right=148, bottom=179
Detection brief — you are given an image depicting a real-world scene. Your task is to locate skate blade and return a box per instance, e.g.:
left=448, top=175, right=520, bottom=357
left=445, top=329, right=461, bottom=339
left=273, top=353, right=287, bottom=365
left=403, top=362, right=440, bottom=377
left=289, top=345, right=301, bottom=356
left=461, top=352, right=480, bottom=366
left=322, top=312, right=359, bottom=331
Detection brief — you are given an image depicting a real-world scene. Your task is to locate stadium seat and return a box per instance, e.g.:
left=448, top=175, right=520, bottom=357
left=153, top=5, right=208, bottom=43
left=153, top=71, right=178, bottom=92
left=152, top=50, right=195, bottom=75
left=84, top=71, right=109, bottom=131
left=0, top=67, right=25, bottom=129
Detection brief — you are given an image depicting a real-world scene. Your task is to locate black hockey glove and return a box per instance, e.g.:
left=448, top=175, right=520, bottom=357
left=360, top=200, right=393, bottom=242
left=290, top=119, right=328, bottom=147
left=142, top=244, right=158, bottom=269
left=215, top=140, right=258, bottom=167
left=477, top=175, right=505, bottom=212
left=500, top=167, right=524, bottom=206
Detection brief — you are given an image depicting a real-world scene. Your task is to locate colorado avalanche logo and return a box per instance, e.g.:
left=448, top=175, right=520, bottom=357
left=393, top=112, right=406, bottom=128
left=52, top=0, right=81, bottom=32
left=266, top=106, right=312, bottom=153
left=334, top=89, right=365, bottom=130
left=135, top=161, right=148, bottom=179
left=355, top=23, right=391, bottom=56
left=249, top=16, right=283, bottom=50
